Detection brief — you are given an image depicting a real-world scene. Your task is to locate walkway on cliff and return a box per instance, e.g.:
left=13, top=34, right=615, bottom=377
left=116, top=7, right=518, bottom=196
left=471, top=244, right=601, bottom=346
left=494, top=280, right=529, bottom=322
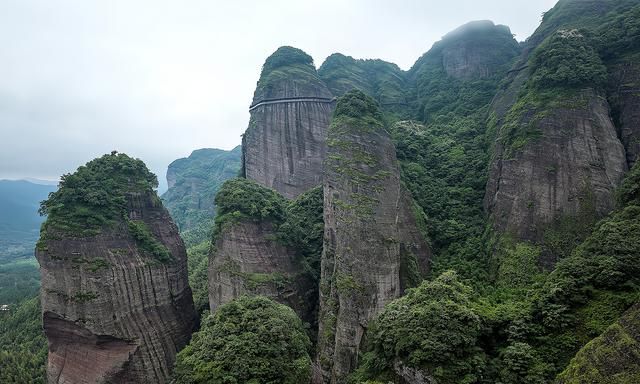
left=249, top=96, right=336, bottom=111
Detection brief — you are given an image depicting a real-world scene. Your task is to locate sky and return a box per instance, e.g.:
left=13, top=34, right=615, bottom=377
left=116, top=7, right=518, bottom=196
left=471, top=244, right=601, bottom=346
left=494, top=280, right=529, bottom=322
left=0, top=0, right=558, bottom=192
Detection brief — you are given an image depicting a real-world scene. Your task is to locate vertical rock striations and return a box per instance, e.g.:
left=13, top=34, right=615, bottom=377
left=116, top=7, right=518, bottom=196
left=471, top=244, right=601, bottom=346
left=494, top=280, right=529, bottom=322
left=36, top=153, right=197, bottom=384
left=484, top=8, right=632, bottom=245
left=242, top=46, right=335, bottom=199
left=316, top=91, right=430, bottom=383
left=207, top=178, right=321, bottom=327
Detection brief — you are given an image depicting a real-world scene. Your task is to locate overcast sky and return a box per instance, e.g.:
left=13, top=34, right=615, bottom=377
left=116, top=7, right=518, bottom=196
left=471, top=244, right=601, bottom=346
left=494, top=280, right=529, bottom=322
left=0, top=0, right=557, bottom=191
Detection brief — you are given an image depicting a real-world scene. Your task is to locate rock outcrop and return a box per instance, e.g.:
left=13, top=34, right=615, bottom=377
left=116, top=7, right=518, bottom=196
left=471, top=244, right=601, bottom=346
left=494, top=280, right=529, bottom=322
left=242, top=46, right=335, bottom=199
left=609, top=60, right=640, bottom=168
left=316, top=91, right=430, bottom=383
left=36, top=153, right=197, bottom=384
left=208, top=219, right=311, bottom=317
left=207, top=178, right=320, bottom=327
left=409, top=20, right=520, bottom=82
left=485, top=88, right=627, bottom=242
left=556, top=302, right=640, bottom=383
left=484, top=15, right=631, bottom=244
left=162, top=146, right=241, bottom=231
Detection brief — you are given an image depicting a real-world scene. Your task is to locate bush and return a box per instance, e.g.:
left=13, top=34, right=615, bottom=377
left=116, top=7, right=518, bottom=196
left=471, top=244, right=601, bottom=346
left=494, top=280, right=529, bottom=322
left=173, top=296, right=311, bottom=384
left=39, top=151, right=158, bottom=236
left=261, top=46, right=314, bottom=75
left=529, top=30, right=607, bottom=89
left=362, top=271, right=485, bottom=383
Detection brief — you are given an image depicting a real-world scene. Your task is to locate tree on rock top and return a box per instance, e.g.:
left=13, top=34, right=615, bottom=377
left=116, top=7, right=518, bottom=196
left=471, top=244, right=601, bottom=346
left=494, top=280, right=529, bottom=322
left=173, top=296, right=312, bottom=384
left=38, top=152, right=158, bottom=235
left=261, top=46, right=314, bottom=76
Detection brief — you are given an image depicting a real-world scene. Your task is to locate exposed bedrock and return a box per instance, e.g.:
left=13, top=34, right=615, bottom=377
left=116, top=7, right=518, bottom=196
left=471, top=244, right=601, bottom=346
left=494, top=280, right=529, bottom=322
left=242, top=46, right=335, bottom=199
left=207, top=220, right=312, bottom=320
left=37, top=155, right=196, bottom=384
left=485, top=88, right=627, bottom=243
left=316, top=91, right=430, bottom=383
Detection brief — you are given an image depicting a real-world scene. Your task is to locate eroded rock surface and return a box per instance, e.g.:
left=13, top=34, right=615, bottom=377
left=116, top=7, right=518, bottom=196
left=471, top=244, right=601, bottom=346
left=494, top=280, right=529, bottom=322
left=37, top=155, right=196, bottom=384
left=316, top=91, right=430, bottom=383
left=485, top=89, right=627, bottom=242
left=243, top=46, right=334, bottom=199
left=208, top=220, right=310, bottom=318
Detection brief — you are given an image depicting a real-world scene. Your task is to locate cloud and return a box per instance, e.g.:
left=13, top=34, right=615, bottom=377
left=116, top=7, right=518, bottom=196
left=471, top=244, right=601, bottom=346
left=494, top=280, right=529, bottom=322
left=0, top=0, right=558, bottom=190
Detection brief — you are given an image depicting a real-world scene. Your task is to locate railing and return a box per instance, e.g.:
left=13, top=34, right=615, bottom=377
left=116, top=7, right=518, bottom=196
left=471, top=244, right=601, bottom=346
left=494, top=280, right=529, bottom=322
left=249, top=97, right=336, bottom=111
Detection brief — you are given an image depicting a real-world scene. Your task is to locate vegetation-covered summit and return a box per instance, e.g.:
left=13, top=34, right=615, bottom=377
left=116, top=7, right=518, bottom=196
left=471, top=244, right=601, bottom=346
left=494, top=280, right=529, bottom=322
left=39, top=152, right=158, bottom=235
left=254, top=46, right=329, bottom=101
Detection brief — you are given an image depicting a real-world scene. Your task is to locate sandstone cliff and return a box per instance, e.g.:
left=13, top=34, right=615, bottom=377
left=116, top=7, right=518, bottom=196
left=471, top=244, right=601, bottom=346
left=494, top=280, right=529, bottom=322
left=316, top=91, right=430, bottom=383
left=36, top=153, right=197, bottom=384
left=207, top=178, right=321, bottom=328
left=242, top=46, right=335, bottom=199
left=484, top=2, right=638, bottom=246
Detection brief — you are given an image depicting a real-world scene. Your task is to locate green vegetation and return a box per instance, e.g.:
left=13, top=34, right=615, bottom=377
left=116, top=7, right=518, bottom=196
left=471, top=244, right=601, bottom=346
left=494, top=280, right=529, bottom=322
left=0, top=297, right=46, bottom=383
left=210, top=179, right=324, bottom=323
left=354, top=272, right=484, bottom=383
left=277, top=186, right=324, bottom=285
left=332, top=89, right=384, bottom=131
left=39, top=151, right=158, bottom=236
left=186, top=241, right=210, bottom=314
left=0, top=258, right=40, bottom=304
left=127, top=220, right=172, bottom=263
left=162, top=146, right=241, bottom=246
left=556, top=304, right=640, bottom=384
left=212, top=178, right=287, bottom=240
left=319, top=54, right=410, bottom=118
left=37, top=152, right=175, bottom=263
left=255, top=46, right=325, bottom=99
left=350, top=137, right=640, bottom=382
left=261, top=46, right=314, bottom=75
left=529, top=30, right=607, bottom=89
left=173, top=296, right=311, bottom=384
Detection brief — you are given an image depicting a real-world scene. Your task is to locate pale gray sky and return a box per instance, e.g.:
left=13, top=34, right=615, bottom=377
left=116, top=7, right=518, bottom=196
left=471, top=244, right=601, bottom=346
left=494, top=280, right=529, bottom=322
left=0, top=0, right=557, bottom=190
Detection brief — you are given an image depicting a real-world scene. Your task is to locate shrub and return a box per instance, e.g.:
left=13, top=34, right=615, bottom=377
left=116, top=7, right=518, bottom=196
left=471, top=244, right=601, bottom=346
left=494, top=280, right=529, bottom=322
left=173, top=296, right=311, bottom=384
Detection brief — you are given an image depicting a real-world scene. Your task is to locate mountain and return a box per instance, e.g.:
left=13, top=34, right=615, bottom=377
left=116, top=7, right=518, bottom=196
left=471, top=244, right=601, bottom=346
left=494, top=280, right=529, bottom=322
left=10, top=1, right=640, bottom=383
left=36, top=153, right=197, bottom=383
left=162, top=146, right=241, bottom=244
left=242, top=46, right=335, bottom=199
left=0, top=179, right=56, bottom=263
left=316, top=91, right=430, bottom=382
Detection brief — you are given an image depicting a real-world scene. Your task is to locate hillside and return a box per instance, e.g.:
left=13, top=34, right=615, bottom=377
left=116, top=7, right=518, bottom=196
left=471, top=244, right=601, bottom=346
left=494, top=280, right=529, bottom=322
left=6, top=1, right=640, bottom=383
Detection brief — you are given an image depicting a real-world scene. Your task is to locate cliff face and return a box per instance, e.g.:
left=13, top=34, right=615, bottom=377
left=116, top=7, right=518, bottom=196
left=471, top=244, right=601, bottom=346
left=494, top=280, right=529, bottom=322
left=208, top=220, right=310, bottom=319
left=485, top=88, right=627, bottom=242
left=316, top=91, right=430, bottom=383
left=36, top=154, right=197, bottom=384
left=484, top=3, right=639, bottom=245
left=207, top=178, right=321, bottom=329
left=243, top=46, right=334, bottom=199
left=437, top=20, right=520, bottom=80
left=609, top=60, right=640, bottom=168
left=162, top=146, right=241, bottom=232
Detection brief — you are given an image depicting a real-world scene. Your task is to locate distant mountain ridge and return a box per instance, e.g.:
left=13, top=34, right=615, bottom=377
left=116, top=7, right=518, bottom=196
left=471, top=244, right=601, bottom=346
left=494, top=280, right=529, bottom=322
left=0, top=179, right=56, bottom=263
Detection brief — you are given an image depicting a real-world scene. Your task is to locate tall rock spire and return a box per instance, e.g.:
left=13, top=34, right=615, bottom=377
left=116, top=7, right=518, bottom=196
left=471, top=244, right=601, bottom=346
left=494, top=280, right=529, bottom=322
left=316, top=91, right=430, bottom=383
left=36, top=153, right=197, bottom=384
left=242, top=46, right=335, bottom=198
